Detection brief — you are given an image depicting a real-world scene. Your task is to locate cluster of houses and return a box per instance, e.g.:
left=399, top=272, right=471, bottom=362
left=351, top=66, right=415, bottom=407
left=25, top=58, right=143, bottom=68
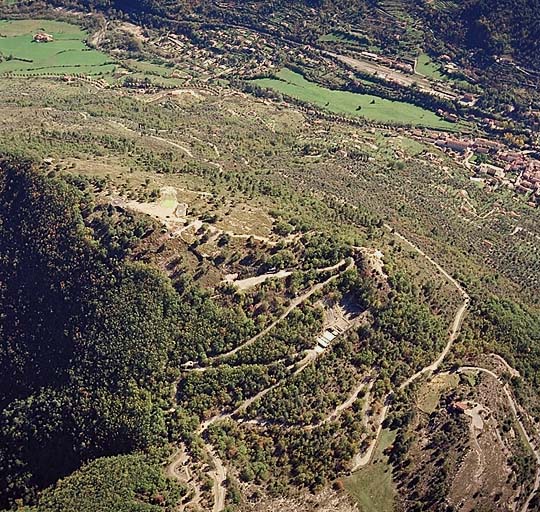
left=426, top=134, right=540, bottom=206
left=154, top=26, right=288, bottom=81
left=432, top=136, right=503, bottom=155
left=437, top=109, right=460, bottom=123
left=513, top=160, right=540, bottom=198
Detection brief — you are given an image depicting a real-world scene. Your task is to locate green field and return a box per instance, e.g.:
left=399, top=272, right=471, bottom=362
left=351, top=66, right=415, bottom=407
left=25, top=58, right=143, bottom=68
left=318, top=30, right=372, bottom=48
left=416, top=53, right=445, bottom=80
left=345, top=429, right=397, bottom=512
left=0, top=19, right=115, bottom=76
left=319, top=32, right=346, bottom=43
left=253, top=68, right=453, bottom=129
left=123, top=59, right=187, bottom=87
left=417, top=373, right=459, bottom=414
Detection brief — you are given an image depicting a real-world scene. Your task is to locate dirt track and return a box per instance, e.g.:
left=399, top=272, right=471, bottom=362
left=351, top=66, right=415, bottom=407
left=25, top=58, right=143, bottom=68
left=458, top=366, right=540, bottom=511
left=351, top=224, right=470, bottom=470
left=201, top=259, right=353, bottom=363
left=171, top=258, right=355, bottom=511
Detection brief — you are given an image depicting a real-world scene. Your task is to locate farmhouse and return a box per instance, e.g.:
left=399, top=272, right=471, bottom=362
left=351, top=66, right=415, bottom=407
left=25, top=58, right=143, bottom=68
left=450, top=401, right=468, bottom=414
left=33, top=32, right=54, bottom=43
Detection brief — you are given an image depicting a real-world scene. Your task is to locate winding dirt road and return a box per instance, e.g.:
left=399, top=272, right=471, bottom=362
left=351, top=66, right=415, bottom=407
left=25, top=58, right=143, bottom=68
left=165, top=447, right=203, bottom=511
left=195, top=259, right=353, bottom=365
left=351, top=403, right=389, bottom=470
left=223, top=259, right=347, bottom=291
left=192, top=350, right=335, bottom=510
left=206, top=444, right=227, bottom=512
left=352, top=226, right=470, bottom=470
left=399, top=297, right=469, bottom=390
left=305, top=377, right=373, bottom=432
left=458, top=366, right=540, bottom=511
left=170, top=259, right=355, bottom=511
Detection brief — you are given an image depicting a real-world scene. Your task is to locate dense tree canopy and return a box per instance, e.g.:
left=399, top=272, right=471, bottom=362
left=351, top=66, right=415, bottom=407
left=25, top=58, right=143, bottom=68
left=0, top=158, right=182, bottom=507
left=425, top=0, right=540, bottom=69
left=22, top=454, right=186, bottom=512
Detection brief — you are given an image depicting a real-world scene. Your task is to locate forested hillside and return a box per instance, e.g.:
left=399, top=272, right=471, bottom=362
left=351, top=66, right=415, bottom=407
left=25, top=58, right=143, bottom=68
left=0, top=157, right=186, bottom=508
left=0, top=0, right=539, bottom=508
left=423, top=0, right=540, bottom=70
left=22, top=455, right=185, bottom=512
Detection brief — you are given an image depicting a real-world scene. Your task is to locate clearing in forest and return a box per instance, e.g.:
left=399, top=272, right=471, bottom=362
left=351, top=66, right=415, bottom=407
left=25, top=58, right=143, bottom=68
left=416, top=372, right=459, bottom=413
left=344, top=429, right=397, bottom=512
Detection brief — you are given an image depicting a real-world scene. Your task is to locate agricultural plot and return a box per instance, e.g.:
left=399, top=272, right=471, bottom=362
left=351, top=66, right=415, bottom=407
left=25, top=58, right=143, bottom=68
left=253, top=68, right=453, bottom=129
left=0, top=19, right=115, bottom=76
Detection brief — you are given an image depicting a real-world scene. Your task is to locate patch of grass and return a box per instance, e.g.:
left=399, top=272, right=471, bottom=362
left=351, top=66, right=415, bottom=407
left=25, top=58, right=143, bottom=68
left=0, top=19, right=115, bottom=76
left=318, top=30, right=371, bottom=47
left=416, top=53, right=445, bottom=80
left=417, top=373, right=459, bottom=414
left=319, top=32, right=345, bottom=43
left=460, top=370, right=478, bottom=387
left=345, top=429, right=397, bottom=512
left=253, top=68, right=453, bottom=129
left=0, top=19, right=83, bottom=37
left=124, top=59, right=173, bottom=76
left=161, top=198, right=177, bottom=209
left=395, top=136, right=425, bottom=156
left=126, top=71, right=185, bottom=87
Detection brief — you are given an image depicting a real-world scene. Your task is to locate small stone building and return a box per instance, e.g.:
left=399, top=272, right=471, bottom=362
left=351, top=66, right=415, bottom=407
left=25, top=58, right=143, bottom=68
left=33, top=32, right=54, bottom=43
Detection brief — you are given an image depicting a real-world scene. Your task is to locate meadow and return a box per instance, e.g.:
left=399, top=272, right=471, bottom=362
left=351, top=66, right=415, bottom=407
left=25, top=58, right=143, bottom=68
left=345, top=429, right=397, bottom=512
left=416, top=53, right=445, bottom=80
left=0, top=19, right=115, bottom=76
left=253, top=68, right=453, bottom=129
